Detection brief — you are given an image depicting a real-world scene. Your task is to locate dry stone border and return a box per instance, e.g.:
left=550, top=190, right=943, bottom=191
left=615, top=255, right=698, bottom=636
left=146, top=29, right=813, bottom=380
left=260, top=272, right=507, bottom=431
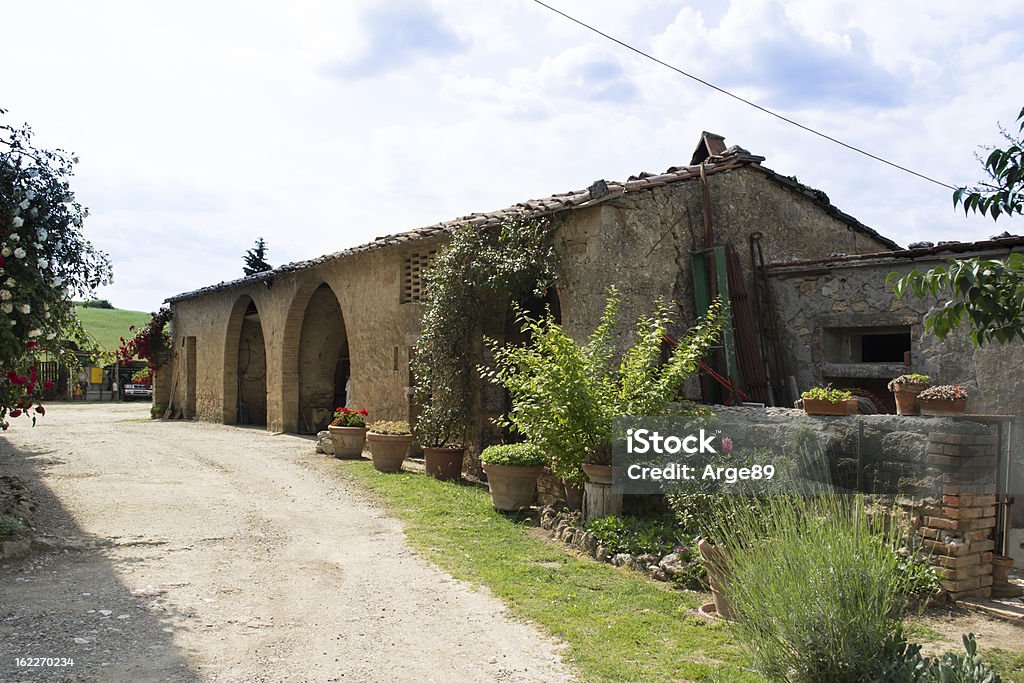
left=538, top=505, right=693, bottom=584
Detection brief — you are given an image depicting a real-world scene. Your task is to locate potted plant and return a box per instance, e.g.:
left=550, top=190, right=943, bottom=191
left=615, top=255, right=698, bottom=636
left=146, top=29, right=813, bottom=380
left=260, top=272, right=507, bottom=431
left=366, top=420, right=414, bottom=472
left=480, top=442, right=548, bottom=510
left=801, top=386, right=857, bottom=416
left=328, top=406, right=368, bottom=458
left=887, top=374, right=931, bottom=415
left=412, top=407, right=465, bottom=481
left=917, top=384, right=968, bottom=415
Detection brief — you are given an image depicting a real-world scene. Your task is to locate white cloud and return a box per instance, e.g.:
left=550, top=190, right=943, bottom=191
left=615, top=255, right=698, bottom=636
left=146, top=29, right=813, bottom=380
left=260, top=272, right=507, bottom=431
left=0, top=0, right=1021, bottom=311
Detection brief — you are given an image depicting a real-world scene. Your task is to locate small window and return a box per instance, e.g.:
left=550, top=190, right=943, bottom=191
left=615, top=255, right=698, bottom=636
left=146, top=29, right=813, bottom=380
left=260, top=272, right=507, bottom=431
left=401, top=250, right=437, bottom=303
left=823, top=326, right=911, bottom=363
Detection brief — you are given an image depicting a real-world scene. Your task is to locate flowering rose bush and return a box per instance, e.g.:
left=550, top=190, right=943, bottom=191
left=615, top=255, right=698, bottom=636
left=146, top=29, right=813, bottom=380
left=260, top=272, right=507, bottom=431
left=0, top=110, right=112, bottom=429
left=330, top=406, right=368, bottom=428
left=130, top=367, right=153, bottom=384
left=116, top=307, right=172, bottom=370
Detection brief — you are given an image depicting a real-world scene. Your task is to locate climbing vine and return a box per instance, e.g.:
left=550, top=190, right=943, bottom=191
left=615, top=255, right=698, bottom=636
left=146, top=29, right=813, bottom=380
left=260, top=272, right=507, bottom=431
left=411, top=214, right=556, bottom=448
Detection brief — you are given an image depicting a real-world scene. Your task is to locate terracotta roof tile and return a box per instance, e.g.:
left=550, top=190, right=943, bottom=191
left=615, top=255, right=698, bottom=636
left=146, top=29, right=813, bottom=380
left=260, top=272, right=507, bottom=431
left=165, top=147, right=892, bottom=303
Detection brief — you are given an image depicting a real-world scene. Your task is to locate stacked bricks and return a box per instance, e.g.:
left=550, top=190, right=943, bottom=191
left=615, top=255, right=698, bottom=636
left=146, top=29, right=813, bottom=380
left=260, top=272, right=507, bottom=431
left=919, top=430, right=999, bottom=601
left=537, top=469, right=566, bottom=506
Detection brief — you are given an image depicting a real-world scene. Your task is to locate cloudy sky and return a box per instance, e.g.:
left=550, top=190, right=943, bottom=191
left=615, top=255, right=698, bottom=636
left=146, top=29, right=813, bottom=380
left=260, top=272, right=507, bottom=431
left=3, top=0, right=1022, bottom=312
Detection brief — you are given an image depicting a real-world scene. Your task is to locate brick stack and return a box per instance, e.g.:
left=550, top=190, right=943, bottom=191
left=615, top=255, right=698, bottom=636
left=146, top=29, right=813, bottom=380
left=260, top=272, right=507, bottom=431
left=919, top=430, right=998, bottom=601
left=536, top=469, right=566, bottom=506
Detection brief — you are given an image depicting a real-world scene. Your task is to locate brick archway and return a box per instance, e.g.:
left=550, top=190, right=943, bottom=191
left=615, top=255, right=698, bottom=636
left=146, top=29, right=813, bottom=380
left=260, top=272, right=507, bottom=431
left=280, top=282, right=350, bottom=434
left=223, top=294, right=268, bottom=426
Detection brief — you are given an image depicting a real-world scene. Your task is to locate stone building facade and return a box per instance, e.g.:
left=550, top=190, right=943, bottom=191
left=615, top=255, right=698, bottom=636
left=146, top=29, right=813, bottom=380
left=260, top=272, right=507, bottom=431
left=160, top=134, right=895, bottom=435
left=158, top=133, right=1023, bottom=570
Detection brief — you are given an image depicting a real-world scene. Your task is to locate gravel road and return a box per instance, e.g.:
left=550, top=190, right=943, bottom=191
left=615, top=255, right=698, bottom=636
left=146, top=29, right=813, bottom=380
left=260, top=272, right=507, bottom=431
left=0, top=404, right=572, bottom=682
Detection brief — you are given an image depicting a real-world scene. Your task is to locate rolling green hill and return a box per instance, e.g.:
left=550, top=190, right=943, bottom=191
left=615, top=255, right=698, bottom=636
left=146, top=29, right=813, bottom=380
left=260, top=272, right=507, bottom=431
left=74, top=305, right=151, bottom=354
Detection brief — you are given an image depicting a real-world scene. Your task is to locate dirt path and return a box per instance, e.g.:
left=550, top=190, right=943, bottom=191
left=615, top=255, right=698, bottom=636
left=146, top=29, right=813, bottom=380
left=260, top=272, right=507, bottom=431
left=0, top=404, right=572, bottom=682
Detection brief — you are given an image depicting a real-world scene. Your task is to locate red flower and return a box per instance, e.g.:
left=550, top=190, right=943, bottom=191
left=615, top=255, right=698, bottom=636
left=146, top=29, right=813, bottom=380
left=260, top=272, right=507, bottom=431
left=27, top=341, right=37, bottom=350
left=0, top=255, right=5, bottom=266
left=9, top=409, right=21, bottom=418
left=35, top=405, right=45, bottom=415
left=44, top=380, right=54, bottom=390
left=359, top=408, right=368, bottom=416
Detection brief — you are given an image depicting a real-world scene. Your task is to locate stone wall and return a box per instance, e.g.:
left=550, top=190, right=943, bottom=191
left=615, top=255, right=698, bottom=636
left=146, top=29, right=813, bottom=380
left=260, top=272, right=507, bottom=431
left=767, top=253, right=1024, bottom=417
left=707, top=406, right=1001, bottom=600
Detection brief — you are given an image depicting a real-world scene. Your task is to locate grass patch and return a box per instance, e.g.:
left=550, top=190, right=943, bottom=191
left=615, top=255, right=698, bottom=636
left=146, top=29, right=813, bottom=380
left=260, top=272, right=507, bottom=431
left=74, top=305, right=151, bottom=353
left=987, top=650, right=1024, bottom=682
left=335, top=461, right=756, bottom=683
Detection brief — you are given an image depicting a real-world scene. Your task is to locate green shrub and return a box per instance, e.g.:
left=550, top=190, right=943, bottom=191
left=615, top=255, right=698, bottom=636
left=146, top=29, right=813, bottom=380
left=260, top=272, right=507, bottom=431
left=712, top=494, right=915, bottom=682
left=480, top=442, right=547, bottom=467
left=482, top=287, right=726, bottom=482
left=801, top=386, right=853, bottom=403
left=585, top=515, right=685, bottom=557
left=150, top=403, right=166, bottom=419
left=0, top=514, right=24, bottom=541
left=875, top=633, right=1003, bottom=682
left=368, top=420, right=412, bottom=435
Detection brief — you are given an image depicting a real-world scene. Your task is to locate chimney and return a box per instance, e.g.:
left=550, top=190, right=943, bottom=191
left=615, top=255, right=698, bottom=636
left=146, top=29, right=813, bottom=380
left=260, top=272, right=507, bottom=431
left=689, top=131, right=727, bottom=165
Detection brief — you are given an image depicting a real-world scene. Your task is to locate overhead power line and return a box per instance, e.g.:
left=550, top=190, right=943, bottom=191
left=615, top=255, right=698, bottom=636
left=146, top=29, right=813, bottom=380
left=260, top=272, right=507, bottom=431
left=531, top=0, right=958, bottom=191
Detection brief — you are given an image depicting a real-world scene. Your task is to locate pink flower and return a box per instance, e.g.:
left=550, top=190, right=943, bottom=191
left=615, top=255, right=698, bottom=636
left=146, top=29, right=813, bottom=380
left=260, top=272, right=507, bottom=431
left=721, top=437, right=733, bottom=453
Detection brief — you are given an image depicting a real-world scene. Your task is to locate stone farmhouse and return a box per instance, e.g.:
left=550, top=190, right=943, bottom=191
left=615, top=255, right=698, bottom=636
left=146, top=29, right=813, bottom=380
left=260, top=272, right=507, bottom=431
left=159, top=133, right=1023, bottom=565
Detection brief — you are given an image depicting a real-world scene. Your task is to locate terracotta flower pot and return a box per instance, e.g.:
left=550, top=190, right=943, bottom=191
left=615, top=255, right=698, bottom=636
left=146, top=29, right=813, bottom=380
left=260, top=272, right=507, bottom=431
left=803, top=398, right=858, bottom=416
left=697, top=539, right=734, bottom=620
left=891, top=383, right=927, bottom=415
left=366, top=432, right=413, bottom=472
left=562, top=479, right=584, bottom=511
left=423, top=447, right=465, bottom=481
left=993, top=555, right=1014, bottom=584
left=582, top=463, right=614, bottom=485
left=328, top=425, right=367, bottom=459
left=919, top=398, right=967, bottom=416
left=482, top=462, right=544, bottom=510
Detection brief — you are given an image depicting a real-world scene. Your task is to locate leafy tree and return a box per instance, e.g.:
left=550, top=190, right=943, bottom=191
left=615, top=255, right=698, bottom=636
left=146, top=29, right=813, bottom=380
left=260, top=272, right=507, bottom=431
left=889, top=107, right=1023, bottom=346
left=80, top=298, right=113, bottom=309
left=243, top=237, right=272, bottom=275
left=0, top=109, right=112, bottom=428
left=953, top=106, right=1024, bottom=221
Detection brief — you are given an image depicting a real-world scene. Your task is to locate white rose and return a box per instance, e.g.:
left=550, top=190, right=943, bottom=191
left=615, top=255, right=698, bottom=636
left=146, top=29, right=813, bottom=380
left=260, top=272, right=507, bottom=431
left=24, top=189, right=36, bottom=200
left=0, top=290, right=10, bottom=300
left=51, top=276, right=64, bottom=287
left=4, top=278, right=12, bottom=286
left=28, top=328, right=41, bottom=337
left=13, top=247, right=26, bottom=259
left=0, top=247, right=9, bottom=257
left=19, top=303, right=30, bottom=314
left=36, top=228, right=47, bottom=241
left=0, top=303, right=11, bottom=314
left=46, top=331, right=56, bottom=339
left=18, top=200, right=30, bottom=210
left=9, top=233, right=19, bottom=242
left=37, top=258, right=48, bottom=269
left=11, top=217, right=24, bottom=228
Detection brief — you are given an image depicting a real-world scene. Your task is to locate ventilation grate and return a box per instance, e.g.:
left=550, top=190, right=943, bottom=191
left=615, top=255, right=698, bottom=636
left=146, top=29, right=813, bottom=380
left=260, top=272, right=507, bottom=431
left=401, top=250, right=436, bottom=303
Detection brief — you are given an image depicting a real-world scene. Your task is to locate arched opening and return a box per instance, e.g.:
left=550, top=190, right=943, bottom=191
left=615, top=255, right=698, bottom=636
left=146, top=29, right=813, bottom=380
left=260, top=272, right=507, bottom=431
left=296, top=283, right=349, bottom=434
left=223, top=295, right=268, bottom=426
